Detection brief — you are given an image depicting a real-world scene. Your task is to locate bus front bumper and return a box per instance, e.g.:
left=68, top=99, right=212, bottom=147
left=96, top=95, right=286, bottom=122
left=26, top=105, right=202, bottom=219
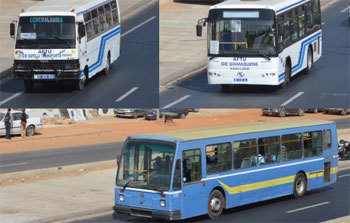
left=113, top=205, right=181, bottom=221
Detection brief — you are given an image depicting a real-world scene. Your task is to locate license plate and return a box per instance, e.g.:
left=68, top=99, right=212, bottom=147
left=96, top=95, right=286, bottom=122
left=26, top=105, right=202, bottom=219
left=34, top=74, right=55, bottom=79
left=234, top=78, right=248, bottom=82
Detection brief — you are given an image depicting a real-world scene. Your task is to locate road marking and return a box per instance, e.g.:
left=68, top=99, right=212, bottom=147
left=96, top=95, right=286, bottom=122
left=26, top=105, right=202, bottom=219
left=286, top=202, right=330, bottom=213
left=339, top=174, right=350, bottom=178
left=340, top=6, right=350, bottom=13
left=162, top=95, right=191, bottom=109
left=0, top=92, right=23, bottom=106
left=280, top=92, right=304, bottom=107
left=121, top=16, right=156, bottom=37
left=0, top=162, right=27, bottom=168
left=115, top=87, right=138, bottom=102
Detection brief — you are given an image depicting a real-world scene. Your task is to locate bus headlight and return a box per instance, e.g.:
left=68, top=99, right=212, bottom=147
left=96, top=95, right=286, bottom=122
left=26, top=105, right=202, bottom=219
left=119, top=195, right=125, bottom=202
left=160, top=199, right=166, bottom=207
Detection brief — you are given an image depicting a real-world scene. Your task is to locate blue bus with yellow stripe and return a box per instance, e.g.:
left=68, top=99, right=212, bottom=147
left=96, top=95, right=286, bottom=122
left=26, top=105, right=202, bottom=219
left=113, top=119, right=338, bottom=220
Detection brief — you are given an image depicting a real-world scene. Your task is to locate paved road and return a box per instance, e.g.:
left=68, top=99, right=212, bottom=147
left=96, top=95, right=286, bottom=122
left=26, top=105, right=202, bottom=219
left=0, top=2, right=159, bottom=108
left=160, top=0, right=350, bottom=109
left=0, top=118, right=348, bottom=174
left=61, top=169, right=350, bottom=223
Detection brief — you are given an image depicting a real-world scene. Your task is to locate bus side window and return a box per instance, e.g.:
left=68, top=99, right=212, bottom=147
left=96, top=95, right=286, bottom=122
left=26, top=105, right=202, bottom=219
left=205, top=143, right=232, bottom=174
left=290, top=9, right=299, bottom=42
left=324, top=129, right=332, bottom=150
left=283, top=12, right=291, bottom=46
left=91, top=9, right=99, bottom=36
left=104, top=3, right=113, bottom=28
left=297, top=5, right=306, bottom=38
left=303, top=131, right=323, bottom=157
left=313, top=0, right=321, bottom=29
left=282, top=133, right=302, bottom=161
left=277, top=15, right=284, bottom=51
left=306, top=1, right=314, bottom=34
left=173, top=159, right=182, bottom=190
left=182, top=149, right=201, bottom=184
left=233, top=139, right=257, bottom=170
left=111, top=0, right=119, bottom=25
left=258, top=136, right=280, bottom=165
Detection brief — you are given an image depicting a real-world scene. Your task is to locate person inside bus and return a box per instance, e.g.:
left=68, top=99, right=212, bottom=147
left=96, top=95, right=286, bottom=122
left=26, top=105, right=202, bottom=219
left=210, top=148, right=218, bottom=163
left=163, top=155, right=171, bottom=174
left=153, top=156, right=162, bottom=172
left=183, top=158, right=192, bottom=182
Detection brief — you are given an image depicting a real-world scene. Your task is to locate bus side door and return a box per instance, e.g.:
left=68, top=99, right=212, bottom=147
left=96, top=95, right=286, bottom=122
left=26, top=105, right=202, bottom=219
left=181, top=148, right=206, bottom=218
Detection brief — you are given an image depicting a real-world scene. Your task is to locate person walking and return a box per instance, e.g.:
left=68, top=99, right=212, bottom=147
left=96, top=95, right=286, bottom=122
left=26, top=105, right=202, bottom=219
left=21, top=109, right=27, bottom=138
left=4, top=108, right=12, bottom=140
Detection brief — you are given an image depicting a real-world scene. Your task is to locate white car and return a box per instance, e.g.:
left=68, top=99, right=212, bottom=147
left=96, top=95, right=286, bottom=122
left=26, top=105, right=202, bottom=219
left=0, top=112, right=43, bottom=137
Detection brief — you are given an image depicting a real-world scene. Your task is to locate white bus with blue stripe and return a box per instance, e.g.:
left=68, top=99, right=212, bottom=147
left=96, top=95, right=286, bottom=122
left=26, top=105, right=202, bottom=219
left=196, top=0, right=322, bottom=90
left=10, top=0, right=120, bottom=91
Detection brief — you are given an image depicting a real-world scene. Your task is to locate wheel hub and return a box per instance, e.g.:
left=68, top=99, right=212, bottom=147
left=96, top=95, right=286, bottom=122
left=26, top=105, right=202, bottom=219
left=210, top=197, right=221, bottom=212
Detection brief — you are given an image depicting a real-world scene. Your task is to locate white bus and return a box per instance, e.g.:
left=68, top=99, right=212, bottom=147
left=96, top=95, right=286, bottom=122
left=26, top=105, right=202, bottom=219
left=10, top=0, right=121, bottom=91
left=196, top=0, right=322, bottom=90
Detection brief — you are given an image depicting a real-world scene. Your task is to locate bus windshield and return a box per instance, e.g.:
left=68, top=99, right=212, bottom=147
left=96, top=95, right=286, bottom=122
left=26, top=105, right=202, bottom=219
left=16, top=16, right=76, bottom=49
left=208, top=9, right=277, bottom=57
left=116, top=140, right=175, bottom=192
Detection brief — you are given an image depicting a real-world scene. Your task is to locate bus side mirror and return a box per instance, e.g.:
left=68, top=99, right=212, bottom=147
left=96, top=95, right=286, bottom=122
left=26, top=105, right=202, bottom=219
left=196, top=24, right=202, bottom=37
left=78, top=22, right=86, bottom=39
left=10, top=22, right=16, bottom=38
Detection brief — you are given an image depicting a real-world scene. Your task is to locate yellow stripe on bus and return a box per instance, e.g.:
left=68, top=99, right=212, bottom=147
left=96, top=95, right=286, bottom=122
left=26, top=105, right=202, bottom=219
left=218, top=167, right=338, bottom=195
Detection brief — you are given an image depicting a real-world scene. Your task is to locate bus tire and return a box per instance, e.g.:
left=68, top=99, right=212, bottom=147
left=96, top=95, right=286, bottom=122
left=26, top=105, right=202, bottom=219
left=279, top=108, right=286, bottom=117
left=282, top=63, right=291, bottom=87
left=207, top=190, right=224, bottom=219
left=74, top=78, right=85, bottom=90
left=293, top=173, right=307, bottom=198
left=305, top=47, right=313, bottom=75
left=24, top=80, right=33, bottom=92
left=104, top=53, right=111, bottom=76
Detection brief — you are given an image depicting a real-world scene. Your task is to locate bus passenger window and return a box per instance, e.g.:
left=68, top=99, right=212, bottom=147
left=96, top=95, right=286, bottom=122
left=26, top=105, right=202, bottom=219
left=258, top=136, right=280, bottom=165
left=324, top=130, right=332, bottom=149
left=233, top=139, right=257, bottom=169
left=282, top=133, right=302, bottom=161
left=206, top=143, right=232, bottom=174
left=173, top=159, right=181, bottom=190
left=304, top=131, right=323, bottom=157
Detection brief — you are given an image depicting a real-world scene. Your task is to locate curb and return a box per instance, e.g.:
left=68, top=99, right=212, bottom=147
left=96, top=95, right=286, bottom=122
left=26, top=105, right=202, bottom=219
left=0, top=160, right=116, bottom=183
left=0, top=130, right=113, bottom=144
left=0, top=0, right=155, bottom=81
left=159, top=0, right=337, bottom=86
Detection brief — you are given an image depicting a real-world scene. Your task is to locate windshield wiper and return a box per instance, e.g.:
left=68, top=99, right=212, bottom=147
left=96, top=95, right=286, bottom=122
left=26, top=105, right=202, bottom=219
left=258, top=51, right=271, bottom=61
left=147, top=184, right=165, bottom=193
left=122, top=179, right=133, bottom=190
left=54, top=37, right=72, bottom=48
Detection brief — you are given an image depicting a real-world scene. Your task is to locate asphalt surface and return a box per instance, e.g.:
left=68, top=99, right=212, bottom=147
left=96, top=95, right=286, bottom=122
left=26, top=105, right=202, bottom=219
left=0, top=2, right=159, bottom=108
left=160, top=0, right=350, bottom=109
left=64, top=169, right=350, bottom=223
left=0, top=118, right=348, bottom=174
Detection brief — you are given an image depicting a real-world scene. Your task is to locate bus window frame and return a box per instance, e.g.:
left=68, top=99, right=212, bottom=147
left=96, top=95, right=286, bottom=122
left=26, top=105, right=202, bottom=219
left=205, top=142, right=233, bottom=175
left=182, top=148, right=202, bottom=185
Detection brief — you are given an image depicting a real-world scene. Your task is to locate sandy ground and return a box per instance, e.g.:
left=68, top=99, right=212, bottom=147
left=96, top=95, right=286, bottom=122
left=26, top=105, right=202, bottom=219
left=0, top=109, right=349, bottom=154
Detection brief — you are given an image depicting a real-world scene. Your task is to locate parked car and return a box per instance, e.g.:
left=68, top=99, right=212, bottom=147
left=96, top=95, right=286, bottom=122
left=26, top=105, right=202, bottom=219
left=324, top=109, right=350, bottom=116
left=262, top=108, right=304, bottom=117
left=188, top=108, right=199, bottom=112
left=0, top=111, right=43, bottom=136
left=145, top=109, right=158, bottom=120
left=114, top=109, right=146, bottom=119
left=305, top=108, right=323, bottom=113
left=159, top=109, right=189, bottom=119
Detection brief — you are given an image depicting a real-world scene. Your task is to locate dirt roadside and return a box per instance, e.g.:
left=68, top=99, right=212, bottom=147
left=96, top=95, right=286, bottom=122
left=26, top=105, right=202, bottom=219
left=1, top=109, right=349, bottom=154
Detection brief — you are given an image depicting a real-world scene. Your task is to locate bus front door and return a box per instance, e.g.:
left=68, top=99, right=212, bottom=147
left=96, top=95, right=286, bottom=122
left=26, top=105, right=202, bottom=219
left=181, top=149, right=206, bottom=218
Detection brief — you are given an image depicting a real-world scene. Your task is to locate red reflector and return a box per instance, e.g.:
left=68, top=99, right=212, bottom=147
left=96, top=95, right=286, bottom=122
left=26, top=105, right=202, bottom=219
left=202, top=181, right=206, bottom=186
left=160, top=194, right=165, bottom=198
left=120, top=189, right=124, bottom=193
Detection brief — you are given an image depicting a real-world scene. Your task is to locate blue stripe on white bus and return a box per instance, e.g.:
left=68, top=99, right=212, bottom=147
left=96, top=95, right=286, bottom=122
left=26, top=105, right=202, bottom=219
left=278, top=31, right=321, bottom=82
left=89, top=26, right=121, bottom=72
left=79, top=26, right=121, bottom=77
left=276, top=0, right=308, bottom=14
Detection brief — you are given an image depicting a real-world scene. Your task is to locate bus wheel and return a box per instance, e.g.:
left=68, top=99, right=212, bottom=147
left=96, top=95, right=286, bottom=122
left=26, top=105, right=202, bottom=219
left=282, top=64, right=291, bottom=87
left=293, top=173, right=307, bottom=198
left=104, top=54, right=111, bottom=76
left=305, top=47, right=313, bottom=75
left=24, top=80, right=33, bottom=92
left=74, top=78, right=85, bottom=90
left=207, top=190, right=224, bottom=219
left=279, top=108, right=286, bottom=117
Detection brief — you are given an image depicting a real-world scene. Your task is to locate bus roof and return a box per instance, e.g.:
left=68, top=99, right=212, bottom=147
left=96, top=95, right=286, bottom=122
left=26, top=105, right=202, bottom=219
left=143, top=119, right=333, bottom=142
left=21, top=0, right=112, bottom=16
left=210, top=0, right=310, bottom=14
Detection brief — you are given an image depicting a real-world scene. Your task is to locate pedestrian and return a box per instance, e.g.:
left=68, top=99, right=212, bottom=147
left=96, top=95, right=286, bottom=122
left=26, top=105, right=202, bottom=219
left=21, top=109, right=27, bottom=138
left=4, top=108, right=12, bottom=140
